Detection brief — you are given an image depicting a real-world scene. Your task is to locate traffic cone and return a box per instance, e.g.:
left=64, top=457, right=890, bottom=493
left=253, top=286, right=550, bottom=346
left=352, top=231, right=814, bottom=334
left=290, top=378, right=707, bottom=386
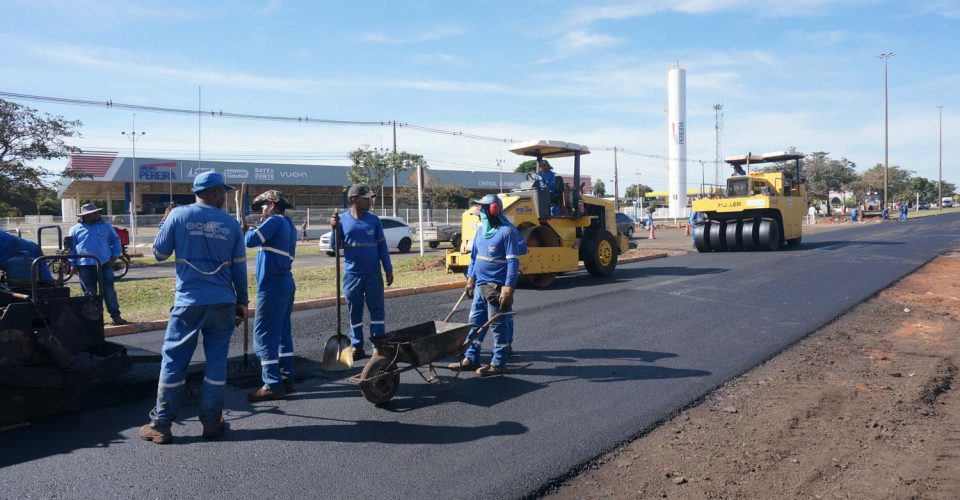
left=684, top=224, right=690, bottom=236
left=649, top=225, right=656, bottom=239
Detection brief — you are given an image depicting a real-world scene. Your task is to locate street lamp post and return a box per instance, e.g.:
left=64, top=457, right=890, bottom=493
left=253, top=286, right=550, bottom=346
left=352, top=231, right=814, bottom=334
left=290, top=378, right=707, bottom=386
left=878, top=52, right=894, bottom=211
left=938, top=105, right=944, bottom=212
left=122, top=115, right=145, bottom=253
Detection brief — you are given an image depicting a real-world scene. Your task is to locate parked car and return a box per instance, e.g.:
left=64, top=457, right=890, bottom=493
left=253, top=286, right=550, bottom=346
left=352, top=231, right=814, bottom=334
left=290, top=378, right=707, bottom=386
left=917, top=201, right=930, bottom=210
left=319, top=216, right=414, bottom=256
left=615, top=212, right=637, bottom=238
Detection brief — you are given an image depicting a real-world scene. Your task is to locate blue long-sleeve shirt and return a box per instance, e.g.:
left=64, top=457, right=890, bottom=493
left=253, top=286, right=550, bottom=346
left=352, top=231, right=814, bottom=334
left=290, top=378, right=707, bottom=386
left=245, top=214, right=296, bottom=293
left=152, top=202, right=248, bottom=306
left=0, top=231, right=53, bottom=281
left=68, top=220, right=121, bottom=266
left=466, top=224, right=526, bottom=287
left=333, top=211, right=393, bottom=275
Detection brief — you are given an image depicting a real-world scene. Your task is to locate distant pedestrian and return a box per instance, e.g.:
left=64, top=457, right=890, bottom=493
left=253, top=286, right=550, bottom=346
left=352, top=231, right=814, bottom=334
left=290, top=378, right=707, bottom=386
left=899, top=202, right=908, bottom=221
left=68, top=203, right=127, bottom=325
left=139, top=171, right=248, bottom=444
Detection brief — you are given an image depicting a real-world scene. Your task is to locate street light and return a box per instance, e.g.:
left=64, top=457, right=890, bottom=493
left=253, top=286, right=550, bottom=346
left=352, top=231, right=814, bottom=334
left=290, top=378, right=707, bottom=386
left=122, top=114, right=146, bottom=253
left=938, top=105, right=944, bottom=212
left=878, top=52, right=894, bottom=211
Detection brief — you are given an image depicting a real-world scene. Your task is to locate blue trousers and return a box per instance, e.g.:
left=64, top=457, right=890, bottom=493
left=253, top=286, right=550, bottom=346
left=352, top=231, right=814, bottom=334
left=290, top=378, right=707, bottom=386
left=150, top=303, right=234, bottom=428
left=254, top=288, right=295, bottom=389
left=464, top=284, right=513, bottom=367
left=77, top=264, right=121, bottom=318
left=344, top=272, right=385, bottom=349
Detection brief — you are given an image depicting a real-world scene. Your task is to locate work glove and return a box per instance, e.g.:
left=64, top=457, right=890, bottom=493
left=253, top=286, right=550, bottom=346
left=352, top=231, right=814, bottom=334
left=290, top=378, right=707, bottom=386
left=330, top=212, right=340, bottom=228
left=465, top=276, right=476, bottom=299
left=498, top=286, right=514, bottom=310
left=235, top=303, right=248, bottom=327
left=385, top=271, right=394, bottom=287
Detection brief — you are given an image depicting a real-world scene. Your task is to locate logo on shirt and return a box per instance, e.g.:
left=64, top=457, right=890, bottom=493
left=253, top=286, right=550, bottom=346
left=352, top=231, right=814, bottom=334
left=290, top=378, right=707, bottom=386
left=488, top=245, right=498, bottom=254
left=366, top=228, right=375, bottom=237
left=186, top=221, right=231, bottom=240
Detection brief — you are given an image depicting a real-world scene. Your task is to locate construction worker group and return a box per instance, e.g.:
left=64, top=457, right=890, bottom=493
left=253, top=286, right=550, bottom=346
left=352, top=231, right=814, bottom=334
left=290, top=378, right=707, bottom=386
left=139, top=171, right=522, bottom=444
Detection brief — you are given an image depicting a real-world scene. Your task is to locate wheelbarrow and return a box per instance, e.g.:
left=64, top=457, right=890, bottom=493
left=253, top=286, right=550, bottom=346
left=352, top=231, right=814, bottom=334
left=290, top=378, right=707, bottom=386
left=350, top=311, right=510, bottom=405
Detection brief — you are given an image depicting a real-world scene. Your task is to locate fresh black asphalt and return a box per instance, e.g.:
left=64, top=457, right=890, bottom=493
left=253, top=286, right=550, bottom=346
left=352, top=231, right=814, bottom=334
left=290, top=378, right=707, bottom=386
left=2, top=213, right=958, bottom=499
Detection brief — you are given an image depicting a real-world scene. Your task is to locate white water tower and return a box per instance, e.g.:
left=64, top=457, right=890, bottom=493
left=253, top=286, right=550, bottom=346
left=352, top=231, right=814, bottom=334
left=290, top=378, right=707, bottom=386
left=666, top=65, right=687, bottom=218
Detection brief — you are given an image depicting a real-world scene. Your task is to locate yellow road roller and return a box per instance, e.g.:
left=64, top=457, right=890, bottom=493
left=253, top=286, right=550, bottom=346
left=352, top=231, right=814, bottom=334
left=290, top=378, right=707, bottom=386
left=445, top=140, right=629, bottom=287
left=691, top=151, right=806, bottom=252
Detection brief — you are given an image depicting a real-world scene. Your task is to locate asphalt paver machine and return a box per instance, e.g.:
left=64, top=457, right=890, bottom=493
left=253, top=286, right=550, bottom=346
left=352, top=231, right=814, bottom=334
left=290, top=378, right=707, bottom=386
left=445, top=139, right=629, bottom=287
left=0, top=255, right=134, bottom=427
left=691, top=151, right=806, bottom=252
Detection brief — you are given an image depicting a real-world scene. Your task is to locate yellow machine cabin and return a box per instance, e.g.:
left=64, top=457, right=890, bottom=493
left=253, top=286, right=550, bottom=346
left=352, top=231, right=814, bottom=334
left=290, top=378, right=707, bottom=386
left=691, top=151, right=806, bottom=252
left=445, top=140, right=629, bottom=287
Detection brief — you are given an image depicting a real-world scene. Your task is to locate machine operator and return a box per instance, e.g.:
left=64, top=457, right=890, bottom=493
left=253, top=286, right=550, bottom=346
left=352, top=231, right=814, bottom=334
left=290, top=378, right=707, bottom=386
left=139, top=171, right=248, bottom=444
left=68, top=203, right=128, bottom=325
left=0, top=231, right=54, bottom=283
left=448, top=194, right=527, bottom=377
left=244, top=190, right=298, bottom=402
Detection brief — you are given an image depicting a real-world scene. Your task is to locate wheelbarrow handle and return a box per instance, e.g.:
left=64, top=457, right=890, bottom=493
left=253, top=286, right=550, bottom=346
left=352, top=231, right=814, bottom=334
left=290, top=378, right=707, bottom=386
left=462, top=311, right=515, bottom=346
left=443, top=289, right=468, bottom=323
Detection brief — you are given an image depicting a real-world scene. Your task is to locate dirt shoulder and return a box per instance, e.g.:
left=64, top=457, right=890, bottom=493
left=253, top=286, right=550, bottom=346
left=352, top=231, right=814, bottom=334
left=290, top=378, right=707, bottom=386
left=549, top=250, right=960, bottom=499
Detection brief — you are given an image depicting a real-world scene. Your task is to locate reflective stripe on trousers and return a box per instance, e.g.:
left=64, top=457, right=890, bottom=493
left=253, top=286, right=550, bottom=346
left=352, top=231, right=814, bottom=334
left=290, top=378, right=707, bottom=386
left=343, top=271, right=385, bottom=348
left=464, top=283, right=513, bottom=366
left=253, top=288, right=296, bottom=389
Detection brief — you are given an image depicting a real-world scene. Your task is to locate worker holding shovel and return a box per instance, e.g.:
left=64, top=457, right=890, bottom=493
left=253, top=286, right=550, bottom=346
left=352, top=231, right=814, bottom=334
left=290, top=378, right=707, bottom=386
left=330, top=185, right=394, bottom=362
left=244, top=190, right=298, bottom=402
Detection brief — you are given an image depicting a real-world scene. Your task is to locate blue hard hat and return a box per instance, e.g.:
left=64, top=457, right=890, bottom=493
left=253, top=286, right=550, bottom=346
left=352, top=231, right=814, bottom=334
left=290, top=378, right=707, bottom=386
left=192, top=170, right=234, bottom=193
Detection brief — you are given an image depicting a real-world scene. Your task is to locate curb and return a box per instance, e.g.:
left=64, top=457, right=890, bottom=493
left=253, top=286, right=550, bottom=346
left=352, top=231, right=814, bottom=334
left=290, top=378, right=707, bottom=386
left=104, top=252, right=668, bottom=338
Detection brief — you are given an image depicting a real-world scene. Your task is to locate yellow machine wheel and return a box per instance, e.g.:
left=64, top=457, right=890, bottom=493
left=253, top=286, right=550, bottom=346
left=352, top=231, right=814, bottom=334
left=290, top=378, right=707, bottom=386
left=582, top=230, right=618, bottom=277
left=518, top=224, right=560, bottom=288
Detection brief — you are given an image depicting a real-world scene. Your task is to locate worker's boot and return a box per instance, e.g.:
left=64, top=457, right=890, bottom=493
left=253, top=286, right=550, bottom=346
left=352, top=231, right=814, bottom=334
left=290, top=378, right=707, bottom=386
left=447, top=358, right=479, bottom=371
left=201, top=417, right=227, bottom=439
left=476, top=364, right=507, bottom=377
left=111, top=315, right=129, bottom=326
left=247, top=386, right=285, bottom=402
left=282, top=379, right=297, bottom=394
left=139, top=424, right=173, bottom=444
left=351, top=347, right=367, bottom=361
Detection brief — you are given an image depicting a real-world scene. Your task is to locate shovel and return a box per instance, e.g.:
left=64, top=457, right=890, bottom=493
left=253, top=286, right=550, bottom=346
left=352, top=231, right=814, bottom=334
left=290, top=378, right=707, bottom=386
left=321, top=222, right=353, bottom=371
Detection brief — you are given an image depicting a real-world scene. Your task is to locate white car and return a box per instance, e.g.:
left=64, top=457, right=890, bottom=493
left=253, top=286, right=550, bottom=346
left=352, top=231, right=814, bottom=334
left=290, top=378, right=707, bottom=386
left=319, top=216, right=414, bottom=256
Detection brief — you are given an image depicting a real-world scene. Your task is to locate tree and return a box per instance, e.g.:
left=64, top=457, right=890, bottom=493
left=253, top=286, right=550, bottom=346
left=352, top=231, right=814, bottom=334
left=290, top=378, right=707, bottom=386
left=859, top=163, right=913, bottom=204
left=396, top=178, right=472, bottom=209
left=347, top=146, right=427, bottom=211
left=0, top=98, right=83, bottom=216
left=386, top=150, right=427, bottom=215
left=625, top=184, right=653, bottom=198
left=801, top=151, right=858, bottom=215
left=592, top=178, right=606, bottom=197
left=515, top=159, right=537, bottom=173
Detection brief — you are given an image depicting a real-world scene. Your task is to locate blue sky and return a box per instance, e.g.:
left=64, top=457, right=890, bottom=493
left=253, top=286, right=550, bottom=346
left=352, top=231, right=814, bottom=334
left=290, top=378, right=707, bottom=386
left=1, top=0, right=958, bottom=194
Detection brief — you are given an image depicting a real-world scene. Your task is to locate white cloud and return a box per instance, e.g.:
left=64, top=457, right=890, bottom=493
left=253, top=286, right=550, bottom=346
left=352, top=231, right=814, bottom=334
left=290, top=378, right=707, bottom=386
left=912, top=0, right=960, bottom=19
left=357, top=24, right=466, bottom=44
left=536, top=29, right=626, bottom=64
left=564, top=0, right=880, bottom=26
left=786, top=29, right=848, bottom=47
left=411, top=53, right=462, bottom=65
left=259, top=0, right=283, bottom=15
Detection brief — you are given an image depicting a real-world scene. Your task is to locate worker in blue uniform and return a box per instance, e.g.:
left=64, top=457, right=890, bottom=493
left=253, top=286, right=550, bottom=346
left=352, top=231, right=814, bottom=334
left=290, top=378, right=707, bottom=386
left=245, top=190, right=298, bottom=402
left=0, top=231, right=54, bottom=282
left=536, top=160, right=562, bottom=216
left=139, top=171, right=248, bottom=444
left=68, top=203, right=127, bottom=325
left=329, top=185, right=394, bottom=361
left=688, top=205, right=701, bottom=248
left=733, top=164, right=746, bottom=176
left=448, top=194, right=527, bottom=377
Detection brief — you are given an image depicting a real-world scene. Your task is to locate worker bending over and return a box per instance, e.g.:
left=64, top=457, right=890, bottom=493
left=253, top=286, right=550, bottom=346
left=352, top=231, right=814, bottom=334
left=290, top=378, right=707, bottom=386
left=68, top=203, right=127, bottom=325
left=330, top=185, right=394, bottom=361
left=449, top=194, right=527, bottom=377
left=245, top=190, right=298, bottom=402
left=140, top=171, right=248, bottom=444
left=0, top=231, right=53, bottom=283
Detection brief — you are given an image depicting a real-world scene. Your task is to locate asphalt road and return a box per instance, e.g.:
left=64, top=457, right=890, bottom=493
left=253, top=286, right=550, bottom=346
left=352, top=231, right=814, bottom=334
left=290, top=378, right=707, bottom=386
left=2, top=213, right=958, bottom=499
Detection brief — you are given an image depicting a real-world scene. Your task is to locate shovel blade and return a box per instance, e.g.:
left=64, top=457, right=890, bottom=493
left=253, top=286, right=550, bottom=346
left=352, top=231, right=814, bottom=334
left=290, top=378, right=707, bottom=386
left=321, top=334, right=353, bottom=371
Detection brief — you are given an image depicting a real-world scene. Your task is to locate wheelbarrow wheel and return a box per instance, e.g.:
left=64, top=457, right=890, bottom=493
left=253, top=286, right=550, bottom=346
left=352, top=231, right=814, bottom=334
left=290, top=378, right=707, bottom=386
left=359, top=355, right=399, bottom=405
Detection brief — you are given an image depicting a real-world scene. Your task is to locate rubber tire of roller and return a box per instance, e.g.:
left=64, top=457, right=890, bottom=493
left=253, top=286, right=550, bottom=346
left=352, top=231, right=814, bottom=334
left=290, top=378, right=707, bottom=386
left=757, top=219, right=781, bottom=251
left=708, top=220, right=727, bottom=252
left=741, top=220, right=759, bottom=251
left=786, top=236, right=802, bottom=248
left=693, top=222, right=711, bottom=253
left=725, top=219, right=743, bottom=251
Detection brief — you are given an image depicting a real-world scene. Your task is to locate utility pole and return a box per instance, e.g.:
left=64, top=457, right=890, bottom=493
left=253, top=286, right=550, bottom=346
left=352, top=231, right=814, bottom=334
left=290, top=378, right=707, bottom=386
left=713, top=102, right=723, bottom=191
left=878, top=52, right=894, bottom=211
left=938, top=105, right=944, bottom=212
left=392, top=120, right=398, bottom=217
left=122, top=114, right=145, bottom=254
left=635, top=171, right=642, bottom=220
left=497, top=157, right=504, bottom=193
left=699, top=159, right=705, bottom=195
left=613, top=147, right=619, bottom=211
